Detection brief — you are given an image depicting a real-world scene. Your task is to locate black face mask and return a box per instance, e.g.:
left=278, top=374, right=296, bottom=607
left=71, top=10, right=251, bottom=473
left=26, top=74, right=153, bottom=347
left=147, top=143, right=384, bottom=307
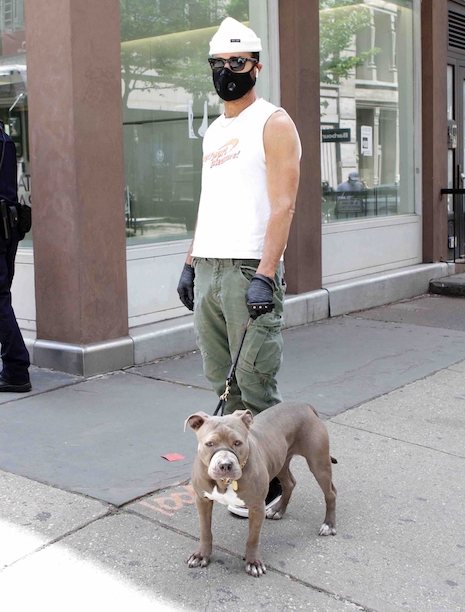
left=212, top=67, right=256, bottom=101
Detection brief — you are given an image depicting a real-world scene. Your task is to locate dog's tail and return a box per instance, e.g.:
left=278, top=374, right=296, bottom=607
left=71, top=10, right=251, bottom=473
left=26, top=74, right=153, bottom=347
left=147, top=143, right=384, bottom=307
left=331, top=456, right=338, bottom=464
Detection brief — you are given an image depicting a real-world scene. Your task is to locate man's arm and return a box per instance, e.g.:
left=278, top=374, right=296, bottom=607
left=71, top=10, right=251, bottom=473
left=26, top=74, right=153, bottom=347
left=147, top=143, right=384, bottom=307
left=177, top=223, right=197, bottom=310
left=184, top=215, right=199, bottom=265
left=256, top=111, right=301, bottom=279
left=185, top=240, right=194, bottom=265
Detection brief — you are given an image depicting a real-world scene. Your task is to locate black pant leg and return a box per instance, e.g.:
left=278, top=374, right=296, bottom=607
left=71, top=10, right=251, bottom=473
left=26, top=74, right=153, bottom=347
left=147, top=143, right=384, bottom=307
left=0, top=230, right=30, bottom=384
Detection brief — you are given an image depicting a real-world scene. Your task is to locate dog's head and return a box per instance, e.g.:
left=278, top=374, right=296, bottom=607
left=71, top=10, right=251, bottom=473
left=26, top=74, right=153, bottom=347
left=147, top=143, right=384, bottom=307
left=185, top=410, right=253, bottom=482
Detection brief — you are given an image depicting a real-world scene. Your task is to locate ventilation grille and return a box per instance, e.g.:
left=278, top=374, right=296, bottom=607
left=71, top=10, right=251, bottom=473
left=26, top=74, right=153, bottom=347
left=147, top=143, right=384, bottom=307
left=449, top=10, right=465, bottom=51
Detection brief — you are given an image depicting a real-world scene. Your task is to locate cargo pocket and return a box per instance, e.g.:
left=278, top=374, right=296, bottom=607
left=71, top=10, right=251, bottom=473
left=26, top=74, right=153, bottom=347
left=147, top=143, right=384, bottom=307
left=239, top=323, right=283, bottom=378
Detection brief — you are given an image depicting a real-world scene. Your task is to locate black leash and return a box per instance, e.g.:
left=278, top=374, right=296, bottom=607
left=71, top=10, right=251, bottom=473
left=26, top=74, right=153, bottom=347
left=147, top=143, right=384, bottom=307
left=213, top=316, right=253, bottom=416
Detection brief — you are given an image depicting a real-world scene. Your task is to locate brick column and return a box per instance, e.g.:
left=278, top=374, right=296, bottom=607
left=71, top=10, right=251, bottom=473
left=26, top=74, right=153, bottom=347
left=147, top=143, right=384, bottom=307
left=25, top=0, right=131, bottom=375
left=421, top=0, right=448, bottom=262
left=280, top=0, right=322, bottom=293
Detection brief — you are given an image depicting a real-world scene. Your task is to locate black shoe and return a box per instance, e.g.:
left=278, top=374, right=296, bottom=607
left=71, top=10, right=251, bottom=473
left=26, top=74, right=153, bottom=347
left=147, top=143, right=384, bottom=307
left=265, top=477, right=282, bottom=506
left=0, top=376, right=32, bottom=393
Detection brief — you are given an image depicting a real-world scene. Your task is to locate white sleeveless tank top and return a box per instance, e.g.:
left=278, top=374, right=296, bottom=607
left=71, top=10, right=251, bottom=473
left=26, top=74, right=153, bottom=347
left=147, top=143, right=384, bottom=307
left=191, top=98, right=299, bottom=259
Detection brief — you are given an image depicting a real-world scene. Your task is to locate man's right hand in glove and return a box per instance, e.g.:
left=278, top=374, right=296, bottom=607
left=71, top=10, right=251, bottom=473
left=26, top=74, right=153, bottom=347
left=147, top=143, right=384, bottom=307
left=245, top=274, right=275, bottom=319
left=177, top=263, right=195, bottom=311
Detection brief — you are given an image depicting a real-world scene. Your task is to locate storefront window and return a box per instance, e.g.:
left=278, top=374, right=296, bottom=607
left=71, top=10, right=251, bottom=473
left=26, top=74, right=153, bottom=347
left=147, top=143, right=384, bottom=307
left=120, top=0, right=270, bottom=245
left=320, top=0, right=414, bottom=223
left=0, top=0, right=30, bottom=244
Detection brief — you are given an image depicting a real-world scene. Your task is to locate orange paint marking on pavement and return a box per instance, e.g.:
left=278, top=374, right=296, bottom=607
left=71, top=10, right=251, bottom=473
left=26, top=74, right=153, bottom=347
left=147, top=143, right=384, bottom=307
left=139, top=485, right=196, bottom=517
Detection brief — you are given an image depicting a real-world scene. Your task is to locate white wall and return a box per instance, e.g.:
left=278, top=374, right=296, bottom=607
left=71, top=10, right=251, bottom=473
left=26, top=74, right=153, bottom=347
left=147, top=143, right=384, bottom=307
left=322, top=214, right=422, bottom=285
left=13, top=240, right=192, bottom=337
left=126, top=241, right=191, bottom=328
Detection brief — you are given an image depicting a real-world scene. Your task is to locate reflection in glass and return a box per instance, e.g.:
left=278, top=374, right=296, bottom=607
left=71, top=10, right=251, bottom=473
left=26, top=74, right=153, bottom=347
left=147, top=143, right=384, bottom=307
left=447, top=64, right=454, bottom=121
left=446, top=66, right=454, bottom=216
left=120, top=0, right=256, bottom=245
left=460, top=80, right=465, bottom=177
left=0, top=0, right=30, bottom=243
left=320, top=0, right=414, bottom=223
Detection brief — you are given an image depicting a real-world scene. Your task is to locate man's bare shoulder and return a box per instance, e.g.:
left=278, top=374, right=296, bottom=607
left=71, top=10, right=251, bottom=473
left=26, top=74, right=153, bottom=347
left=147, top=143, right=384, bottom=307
left=265, top=109, right=296, bottom=133
left=264, top=109, right=301, bottom=155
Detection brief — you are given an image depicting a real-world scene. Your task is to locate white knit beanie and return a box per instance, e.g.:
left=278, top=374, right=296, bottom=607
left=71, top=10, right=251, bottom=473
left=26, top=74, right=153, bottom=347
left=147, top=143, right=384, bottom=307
left=209, top=17, right=262, bottom=55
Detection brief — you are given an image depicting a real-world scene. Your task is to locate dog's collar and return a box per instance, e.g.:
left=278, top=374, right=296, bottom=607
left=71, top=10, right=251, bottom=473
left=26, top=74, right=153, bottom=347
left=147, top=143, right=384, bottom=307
left=213, top=447, right=248, bottom=491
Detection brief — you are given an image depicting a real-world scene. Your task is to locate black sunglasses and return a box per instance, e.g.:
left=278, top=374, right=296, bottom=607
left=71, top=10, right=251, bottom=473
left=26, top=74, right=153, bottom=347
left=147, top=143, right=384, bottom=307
left=208, top=56, right=258, bottom=72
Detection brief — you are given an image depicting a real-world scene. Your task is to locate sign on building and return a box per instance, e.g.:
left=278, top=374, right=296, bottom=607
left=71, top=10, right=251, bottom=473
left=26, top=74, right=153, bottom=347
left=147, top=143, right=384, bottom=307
left=321, top=128, right=351, bottom=143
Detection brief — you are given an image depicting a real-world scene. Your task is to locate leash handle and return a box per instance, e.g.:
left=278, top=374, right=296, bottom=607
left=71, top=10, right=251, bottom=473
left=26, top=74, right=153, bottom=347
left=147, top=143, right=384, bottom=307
left=213, top=317, right=252, bottom=417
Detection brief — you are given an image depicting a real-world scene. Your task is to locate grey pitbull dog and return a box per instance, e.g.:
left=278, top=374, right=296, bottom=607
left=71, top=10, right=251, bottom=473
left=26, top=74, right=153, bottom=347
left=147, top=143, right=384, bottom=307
left=185, top=401, right=337, bottom=578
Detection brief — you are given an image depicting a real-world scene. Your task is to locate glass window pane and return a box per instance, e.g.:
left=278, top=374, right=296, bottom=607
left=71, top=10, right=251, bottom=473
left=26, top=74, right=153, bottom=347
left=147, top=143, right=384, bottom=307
left=0, top=0, right=30, bottom=244
left=121, top=0, right=268, bottom=245
left=447, top=65, right=454, bottom=121
left=320, top=0, right=414, bottom=223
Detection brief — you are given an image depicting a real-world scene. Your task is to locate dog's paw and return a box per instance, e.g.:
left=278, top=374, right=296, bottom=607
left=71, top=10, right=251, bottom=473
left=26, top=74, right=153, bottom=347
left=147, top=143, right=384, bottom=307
left=246, top=559, right=267, bottom=578
left=187, top=551, right=210, bottom=568
left=319, top=523, right=336, bottom=536
left=265, top=506, right=284, bottom=520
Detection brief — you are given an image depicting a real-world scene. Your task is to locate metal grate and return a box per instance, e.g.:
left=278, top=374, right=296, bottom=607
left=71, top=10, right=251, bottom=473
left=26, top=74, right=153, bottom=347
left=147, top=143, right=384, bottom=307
left=449, top=10, right=465, bottom=51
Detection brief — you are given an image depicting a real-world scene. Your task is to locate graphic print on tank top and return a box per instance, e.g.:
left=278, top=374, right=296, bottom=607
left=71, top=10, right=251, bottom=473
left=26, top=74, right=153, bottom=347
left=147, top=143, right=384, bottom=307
left=203, top=138, right=241, bottom=168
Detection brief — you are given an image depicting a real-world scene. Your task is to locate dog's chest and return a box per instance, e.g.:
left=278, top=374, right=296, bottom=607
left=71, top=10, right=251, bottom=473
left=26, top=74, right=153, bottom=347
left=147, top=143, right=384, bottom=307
left=204, top=485, right=246, bottom=507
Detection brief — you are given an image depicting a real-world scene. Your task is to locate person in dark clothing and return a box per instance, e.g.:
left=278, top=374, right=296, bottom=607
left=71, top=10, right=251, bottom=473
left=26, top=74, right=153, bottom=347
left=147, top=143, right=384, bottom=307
left=337, top=171, right=364, bottom=193
left=0, top=122, right=31, bottom=392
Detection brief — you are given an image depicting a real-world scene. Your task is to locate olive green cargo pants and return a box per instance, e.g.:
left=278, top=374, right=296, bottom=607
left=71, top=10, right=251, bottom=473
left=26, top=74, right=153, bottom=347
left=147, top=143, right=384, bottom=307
left=192, top=258, right=285, bottom=416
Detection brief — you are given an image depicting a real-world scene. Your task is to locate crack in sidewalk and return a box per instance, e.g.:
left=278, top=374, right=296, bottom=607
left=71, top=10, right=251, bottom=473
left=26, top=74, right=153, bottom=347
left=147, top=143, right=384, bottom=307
left=123, top=507, right=378, bottom=612
left=0, top=507, right=117, bottom=572
left=330, top=421, right=465, bottom=459
left=126, top=369, right=213, bottom=393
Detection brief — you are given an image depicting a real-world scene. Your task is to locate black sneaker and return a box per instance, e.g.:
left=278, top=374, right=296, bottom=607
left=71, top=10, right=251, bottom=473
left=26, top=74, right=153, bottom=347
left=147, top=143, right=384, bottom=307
left=228, top=478, right=282, bottom=518
left=265, top=477, right=283, bottom=506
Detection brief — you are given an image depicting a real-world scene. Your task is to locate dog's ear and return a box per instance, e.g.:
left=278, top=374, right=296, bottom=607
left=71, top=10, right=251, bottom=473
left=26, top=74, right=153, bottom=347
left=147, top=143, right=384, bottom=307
left=184, top=412, right=210, bottom=432
left=231, top=409, right=254, bottom=429
left=241, top=409, right=254, bottom=429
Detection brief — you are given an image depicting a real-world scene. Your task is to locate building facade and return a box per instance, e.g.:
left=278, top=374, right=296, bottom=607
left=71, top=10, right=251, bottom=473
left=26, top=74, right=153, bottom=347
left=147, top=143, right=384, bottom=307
left=4, top=0, right=457, bottom=375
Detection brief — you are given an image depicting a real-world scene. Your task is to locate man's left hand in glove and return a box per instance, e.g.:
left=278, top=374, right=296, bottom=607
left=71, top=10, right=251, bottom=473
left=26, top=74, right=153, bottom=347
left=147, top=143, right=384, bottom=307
left=177, top=263, right=195, bottom=311
left=245, top=274, right=275, bottom=319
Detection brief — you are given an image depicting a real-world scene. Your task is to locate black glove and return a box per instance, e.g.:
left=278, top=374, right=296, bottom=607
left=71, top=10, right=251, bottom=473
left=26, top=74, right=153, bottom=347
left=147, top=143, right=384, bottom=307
left=177, top=263, right=195, bottom=311
left=245, top=274, right=275, bottom=319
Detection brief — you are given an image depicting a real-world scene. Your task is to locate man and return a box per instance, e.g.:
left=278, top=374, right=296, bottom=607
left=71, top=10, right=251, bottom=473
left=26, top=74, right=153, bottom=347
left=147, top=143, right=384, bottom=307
left=336, top=171, right=366, bottom=217
left=337, top=171, right=363, bottom=193
left=177, top=18, right=300, bottom=509
left=0, top=122, right=31, bottom=393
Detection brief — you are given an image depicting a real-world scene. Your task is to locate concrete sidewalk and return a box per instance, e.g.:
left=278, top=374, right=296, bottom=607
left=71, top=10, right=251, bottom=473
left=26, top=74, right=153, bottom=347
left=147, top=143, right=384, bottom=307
left=0, top=294, right=464, bottom=610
